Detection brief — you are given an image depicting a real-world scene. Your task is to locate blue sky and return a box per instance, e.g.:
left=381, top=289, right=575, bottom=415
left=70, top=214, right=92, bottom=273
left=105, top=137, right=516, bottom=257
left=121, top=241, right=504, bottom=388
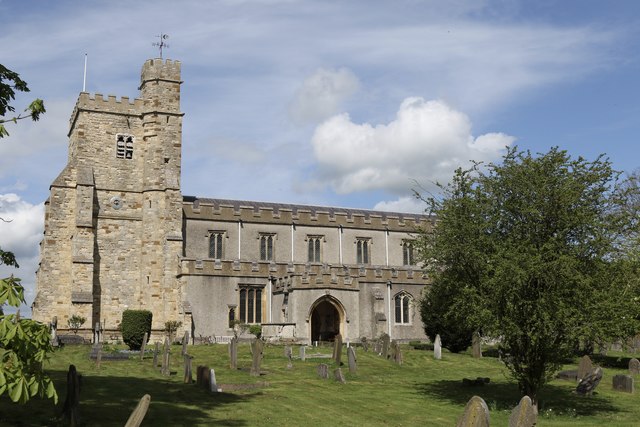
left=1, top=0, right=639, bottom=312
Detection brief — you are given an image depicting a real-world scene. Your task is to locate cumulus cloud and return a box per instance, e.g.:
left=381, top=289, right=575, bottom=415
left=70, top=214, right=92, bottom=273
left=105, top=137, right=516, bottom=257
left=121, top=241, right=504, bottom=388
left=0, top=194, right=44, bottom=315
left=311, top=97, right=515, bottom=194
left=289, top=68, right=360, bottom=124
left=373, top=196, right=426, bottom=214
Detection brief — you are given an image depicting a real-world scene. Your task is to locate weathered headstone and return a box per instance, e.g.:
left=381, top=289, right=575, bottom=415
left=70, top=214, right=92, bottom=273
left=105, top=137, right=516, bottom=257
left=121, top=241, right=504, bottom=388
left=62, top=364, right=80, bottom=426
left=183, top=354, right=193, bottom=383
left=124, top=394, right=151, bottom=427
left=317, top=363, right=329, bottom=379
left=456, top=395, right=490, bottom=427
left=202, top=367, right=211, bottom=390
left=196, top=365, right=205, bottom=386
left=93, top=321, right=101, bottom=344
left=209, top=368, right=219, bottom=392
left=161, top=338, right=171, bottom=376
left=434, top=334, right=442, bottom=360
left=334, top=368, right=346, bottom=384
left=347, top=346, right=357, bottom=374
left=250, top=339, right=264, bottom=376
left=361, top=337, right=369, bottom=352
left=576, top=367, right=603, bottom=395
left=139, top=332, right=148, bottom=361
left=334, top=334, right=343, bottom=365
left=381, top=333, right=390, bottom=359
left=299, top=345, right=306, bottom=361
left=612, top=374, right=634, bottom=393
left=153, top=342, right=160, bottom=367
left=392, top=340, right=403, bottom=365
left=51, top=316, right=58, bottom=346
left=181, top=331, right=189, bottom=356
left=229, top=337, right=238, bottom=370
left=508, top=395, right=537, bottom=427
left=628, top=358, right=640, bottom=375
left=577, top=355, right=594, bottom=381
left=472, top=332, right=482, bottom=358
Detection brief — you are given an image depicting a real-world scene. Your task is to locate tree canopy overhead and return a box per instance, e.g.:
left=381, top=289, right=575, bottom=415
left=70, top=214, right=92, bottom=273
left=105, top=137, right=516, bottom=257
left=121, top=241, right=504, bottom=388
left=0, top=64, right=45, bottom=138
left=418, top=146, right=640, bottom=404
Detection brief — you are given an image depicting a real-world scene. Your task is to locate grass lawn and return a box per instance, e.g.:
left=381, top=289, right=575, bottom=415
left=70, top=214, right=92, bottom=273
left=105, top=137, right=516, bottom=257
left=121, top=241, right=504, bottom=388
left=1, top=343, right=639, bottom=426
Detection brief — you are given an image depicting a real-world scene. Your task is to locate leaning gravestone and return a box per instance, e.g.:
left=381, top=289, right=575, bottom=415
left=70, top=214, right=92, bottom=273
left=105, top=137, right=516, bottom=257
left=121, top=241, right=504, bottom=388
left=140, top=332, right=148, bottom=361
left=508, top=395, right=537, bottom=427
left=317, top=363, right=329, bottom=379
left=612, top=374, right=634, bottom=393
left=347, top=346, right=357, bottom=374
left=434, top=334, right=442, bottom=360
left=250, top=339, right=264, bottom=376
left=456, top=395, right=490, bottom=427
left=472, top=332, right=482, bottom=358
left=183, top=354, right=193, bottom=384
left=577, top=355, right=594, bottom=381
left=628, top=358, right=640, bottom=375
left=334, top=368, right=346, bottom=384
left=576, top=367, right=603, bottom=395
left=229, top=337, right=238, bottom=370
left=381, top=333, right=390, bottom=359
left=299, top=345, right=306, bottom=361
left=182, top=331, right=189, bottom=355
left=124, top=394, right=151, bottom=427
left=62, top=364, right=81, bottom=426
left=391, top=340, right=403, bottom=365
left=334, top=334, right=343, bottom=366
left=161, top=338, right=171, bottom=376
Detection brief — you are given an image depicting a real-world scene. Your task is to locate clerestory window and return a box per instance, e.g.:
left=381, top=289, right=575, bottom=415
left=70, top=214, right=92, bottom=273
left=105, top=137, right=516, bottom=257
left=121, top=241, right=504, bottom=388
left=259, top=234, right=275, bottom=261
left=402, top=240, right=415, bottom=266
left=356, top=238, right=370, bottom=265
left=209, top=232, right=224, bottom=260
left=307, top=235, right=323, bottom=263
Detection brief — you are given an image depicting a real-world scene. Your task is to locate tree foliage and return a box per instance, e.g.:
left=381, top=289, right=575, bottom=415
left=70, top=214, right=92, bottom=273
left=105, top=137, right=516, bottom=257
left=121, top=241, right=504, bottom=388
left=417, top=147, right=640, bottom=403
left=0, top=249, right=57, bottom=404
left=0, top=64, right=45, bottom=138
left=121, top=310, right=152, bottom=350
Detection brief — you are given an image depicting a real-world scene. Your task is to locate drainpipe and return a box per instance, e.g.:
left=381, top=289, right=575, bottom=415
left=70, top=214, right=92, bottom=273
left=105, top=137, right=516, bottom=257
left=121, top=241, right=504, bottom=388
left=237, top=220, right=242, bottom=260
left=338, top=225, right=343, bottom=264
left=291, top=223, right=295, bottom=262
left=387, top=280, right=392, bottom=337
left=385, top=228, right=389, bottom=267
left=267, top=276, right=273, bottom=323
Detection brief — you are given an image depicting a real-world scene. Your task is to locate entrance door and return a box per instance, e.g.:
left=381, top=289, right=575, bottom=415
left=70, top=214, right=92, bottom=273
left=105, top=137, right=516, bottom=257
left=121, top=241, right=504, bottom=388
left=311, top=299, right=341, bottom=342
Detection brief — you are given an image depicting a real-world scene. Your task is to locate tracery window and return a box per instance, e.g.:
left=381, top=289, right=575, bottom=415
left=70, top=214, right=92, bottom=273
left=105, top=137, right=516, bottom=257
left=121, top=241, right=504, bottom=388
left=307, top=235, right=322, bottom=263
left=356, top=238, right=370, bottom=265
left=259, top=234, right=275, bottom=261
left=239, top=286, right=263, bottom=324
left=116, top=134, right=134, bottom=159
left=209, top=232, right=224, bottom=259
left=394, top=292, right=412, bottom=324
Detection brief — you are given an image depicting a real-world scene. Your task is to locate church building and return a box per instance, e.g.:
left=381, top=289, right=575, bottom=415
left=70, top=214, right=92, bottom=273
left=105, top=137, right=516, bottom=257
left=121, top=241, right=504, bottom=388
left=32, top=59, right=431, bottom=343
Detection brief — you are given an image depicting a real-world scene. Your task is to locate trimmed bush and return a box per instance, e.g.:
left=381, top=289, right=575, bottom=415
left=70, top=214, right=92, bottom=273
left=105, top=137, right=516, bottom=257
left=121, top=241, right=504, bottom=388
left=121, top=310, right=152, bottom=350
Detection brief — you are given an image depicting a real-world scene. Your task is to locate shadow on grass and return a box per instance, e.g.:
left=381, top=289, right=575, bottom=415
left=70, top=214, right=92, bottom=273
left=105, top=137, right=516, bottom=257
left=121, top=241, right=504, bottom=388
left=416, top=379, right=621, bottom=417
left=0, top=368, right=254, bottom=427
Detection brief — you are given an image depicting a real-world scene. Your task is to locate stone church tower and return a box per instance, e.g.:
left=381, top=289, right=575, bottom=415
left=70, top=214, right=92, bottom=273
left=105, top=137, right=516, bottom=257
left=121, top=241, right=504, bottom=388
left=32, top=59, right=185, bottom=335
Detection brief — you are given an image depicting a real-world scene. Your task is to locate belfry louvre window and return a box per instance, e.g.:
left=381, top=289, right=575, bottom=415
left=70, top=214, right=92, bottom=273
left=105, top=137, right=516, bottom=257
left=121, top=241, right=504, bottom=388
left=259, top=234, right=275, bottom=261
left=239, top=286, right=263, bottom=324
left=209, top=232, right=224, bottom=259
left=356, top=238, right=370, bottom=265
left=307, top=236, right=322, bottom=263
left=116, top=134, right=134, bottom=159
left=402, top=241, right=415, bottom=266
left=395, top=293, right=411, bottom=324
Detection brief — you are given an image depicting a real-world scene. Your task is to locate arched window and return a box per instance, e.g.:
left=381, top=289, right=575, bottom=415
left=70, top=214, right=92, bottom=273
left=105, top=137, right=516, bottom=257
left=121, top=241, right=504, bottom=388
left=394, top=292, right=412, bottom=324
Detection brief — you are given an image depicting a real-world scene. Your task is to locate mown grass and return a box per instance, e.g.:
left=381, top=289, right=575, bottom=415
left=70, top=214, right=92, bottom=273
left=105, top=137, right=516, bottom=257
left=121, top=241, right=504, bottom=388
left=1, top=343, right=639, bottom=426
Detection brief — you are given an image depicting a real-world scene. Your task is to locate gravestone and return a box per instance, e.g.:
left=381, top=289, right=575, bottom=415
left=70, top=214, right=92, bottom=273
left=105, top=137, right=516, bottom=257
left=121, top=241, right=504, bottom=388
left=93, top=321, right=101, bottom=344
left=140, top=332, right=148, bottom=361
left=374, top=340, right=382, bottom=354
left=250, top=339, right=264, bottom=376
left=183, top=354, right=193, bottom=384
left=577, top=355, right=594, bottom=381
left=334, top=334, right=343, bottom=365
left=153, top=342, right=160, bottom=367
left=202, top=367, right=211, bottom=390
left=434, top=334, right=442, bottom=360
left=284, top=346, right=292, bottom=358
left=124, top=394, right=151, bottom=427
left=182, top=331, right=189, bottom=355
left=196, top=365, right=205, bottom=386
left=50, top=316, right=58, bottom=346
left=161, top=338, right=171, bottom=376
left=472, top=332, right=482, bottom=358
left=317, top=363, right=329, bottom=379
left=576, top=367, right=603, bottom=395
left=347, top=346, right=357, bottom=374
left=229, top=337, right=238, bottom=370
left=456, top=395, right=490, bottom=427
left=612, top=374, right=634, bottom=393
left=629, top=358, right=640, bottom=375
left=361, top=337, right=369, bottom=352
left=62, top=364, right=81, bottom=426
left=209, top=368, right=219, bottom=392
left=287, top=352, right=293, bottom=370
left=391, top=340, right=403, bottom=365
left=381, top=333, right=390, bottom=359
left=299, top=345, right=306, bottom=361
left=508, top=395, right=537, bottom=427
left=334, top=368, right=346, bottom=384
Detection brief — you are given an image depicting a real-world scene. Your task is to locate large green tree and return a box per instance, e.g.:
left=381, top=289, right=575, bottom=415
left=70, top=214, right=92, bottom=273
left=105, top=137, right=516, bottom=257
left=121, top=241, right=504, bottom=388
left=418, top=147, right=640, bottom=404
left=0, top=63, right=56, bottom=404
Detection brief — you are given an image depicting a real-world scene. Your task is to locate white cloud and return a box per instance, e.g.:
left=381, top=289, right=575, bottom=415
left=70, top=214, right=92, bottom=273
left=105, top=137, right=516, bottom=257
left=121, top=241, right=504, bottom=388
left=0, top=194, right=44, bottom=316
left=373, top=196, right=426, bottom=214
left=289, top=68, right=360, bottom=124
left=311, top=97, right=515, bottom=194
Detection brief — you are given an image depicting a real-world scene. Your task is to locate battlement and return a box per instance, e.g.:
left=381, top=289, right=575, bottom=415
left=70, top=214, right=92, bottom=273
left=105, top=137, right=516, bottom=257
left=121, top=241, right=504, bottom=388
left=140, top=58, right=181, bottom=83
left=68, top=93, right=144, bottom=134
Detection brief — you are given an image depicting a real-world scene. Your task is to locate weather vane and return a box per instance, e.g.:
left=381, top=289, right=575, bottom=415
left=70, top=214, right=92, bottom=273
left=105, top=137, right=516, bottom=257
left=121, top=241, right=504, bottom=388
left=152, top=33, right=170, bottom=58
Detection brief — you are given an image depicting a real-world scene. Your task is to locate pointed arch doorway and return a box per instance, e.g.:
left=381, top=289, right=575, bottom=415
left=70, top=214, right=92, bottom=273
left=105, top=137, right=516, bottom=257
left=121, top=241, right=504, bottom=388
left=310, top=296, right=344, bottom=342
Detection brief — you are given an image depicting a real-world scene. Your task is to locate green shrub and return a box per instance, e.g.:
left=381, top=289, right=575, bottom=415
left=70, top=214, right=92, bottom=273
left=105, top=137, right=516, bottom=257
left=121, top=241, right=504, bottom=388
left=67, top=314, right=86, bottom=334
left=121, top=310, right=152, bottom=350
left=248, top=324, right=262, bottom=338
left=164, top=320, right=182, bottom=343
